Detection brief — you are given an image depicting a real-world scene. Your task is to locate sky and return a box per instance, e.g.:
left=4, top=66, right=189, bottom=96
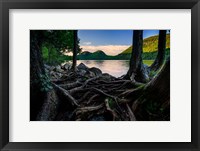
left=77, top=30, right=161, bottom=56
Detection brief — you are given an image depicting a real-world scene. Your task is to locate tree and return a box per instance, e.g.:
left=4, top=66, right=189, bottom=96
left=41, top=30, right=82, bottom=65
left=30, top=30, right=78, bottom=120
left=150, top=30, right=167, bottom=71
left=72, top=30, right=78, bottom=71
left=120, top=58, right=170, bottom=120
left=30, top=30, right=47, bottom=120
left=30, top=30, right=170, bottom=121
left=124, top=30, right=149, bottom=83
left=132, top=58, right=170, bottom=120
left=65, top=30, right=82, bottom=54
left=41, top=30, right=69, bottom=65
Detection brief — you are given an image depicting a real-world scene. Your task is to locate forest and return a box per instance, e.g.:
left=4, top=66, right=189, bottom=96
left=30, top=30, right=170, bottom=121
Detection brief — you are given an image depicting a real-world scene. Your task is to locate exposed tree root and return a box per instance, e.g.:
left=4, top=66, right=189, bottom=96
left=52, top=83, right=79, bottom=107
left=126, top=103, right=136, bottom=121
left=105, top=98, right=118, bottom=121
left=58, top=81, right=82, bottom=90
left=37, top=60, right=170, bottom=121
left=76, top=103, right=104, bottom=114
left=36, top=90, right=60, bottom=121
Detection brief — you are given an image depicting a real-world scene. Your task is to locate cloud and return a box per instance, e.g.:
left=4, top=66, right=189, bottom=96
left=64, top=52, right=73, bottom=56
left=81, top=45, right=130, bottom=56
left=82, top=41, right=92, bottom=45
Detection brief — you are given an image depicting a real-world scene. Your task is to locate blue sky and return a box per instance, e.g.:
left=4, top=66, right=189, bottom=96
left=76, top=30, right=166, bottom=56
left=79, top=30, right=159, bottom=46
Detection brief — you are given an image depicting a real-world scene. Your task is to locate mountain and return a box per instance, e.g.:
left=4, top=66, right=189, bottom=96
left=77, top=34, right=170, bottom=60
left=77, top=48, right=170, bottom=60
left=78, top=50, right=108, bottom=60
left=81, top=51, right=92, bottom=56
left=120, top=34, right=170, bottom=54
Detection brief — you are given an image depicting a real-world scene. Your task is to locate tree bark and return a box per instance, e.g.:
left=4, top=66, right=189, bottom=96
left=133, top=58, right=170, bottom=120
left=72, top=30, right=78, bottom=71
left=124, top=30, right=149, bottom=83
left=30, top=30, right=46, bottom=120
left=150, top=30, right=167, bottom=71
left=30, top=31, right=61, bottom=121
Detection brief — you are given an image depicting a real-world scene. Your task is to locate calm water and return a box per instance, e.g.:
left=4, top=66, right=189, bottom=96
left=77, top=60, right=153, bottom=78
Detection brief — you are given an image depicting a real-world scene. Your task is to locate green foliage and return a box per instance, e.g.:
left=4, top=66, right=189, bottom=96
left=39, top=74, right=53, bottom=92
left=40, top=31, right=170, bottom=64
left=43, top=30, right=69, bottom=51
left=42, top=46, right=49, bottom=62
left=42, top=45, right=73, bottom=65
left=77, top=49, right=170, bottom=61
left=116, top=48, right=170, bottom=60
left=40, top=30, right=80, bottom=65
left=121, top=34, right=170, bottom=54
left=65, top=30, right=82, bottom=54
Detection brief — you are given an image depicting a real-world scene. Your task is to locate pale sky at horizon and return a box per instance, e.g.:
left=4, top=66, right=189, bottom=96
left=78, top=30, right=162, bottom=56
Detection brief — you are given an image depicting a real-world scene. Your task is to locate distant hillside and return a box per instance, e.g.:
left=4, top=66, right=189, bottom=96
left=77, top=48, right=170, bottom=60
left=116, top=48, right=170, bottom=60
left=121, top=34, right=170, bottom=54
left=78, top=50, right=108, bottom=60
left=77, top=34, right=170, bottom=60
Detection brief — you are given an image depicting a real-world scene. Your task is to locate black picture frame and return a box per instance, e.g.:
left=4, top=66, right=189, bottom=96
left=0, top=0, right=199, bottom=150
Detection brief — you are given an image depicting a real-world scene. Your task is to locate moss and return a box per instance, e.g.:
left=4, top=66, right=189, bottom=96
left=107, top=98, right=115, bottom=109
left=149, top=70, right=157, bottom=77
left=39, top=74, right=53, bottom=92
left=145, top=100, right=159, bottom=113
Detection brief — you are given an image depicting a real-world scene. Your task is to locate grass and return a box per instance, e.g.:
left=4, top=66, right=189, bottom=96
left=143, top=60, right=154, bottom=66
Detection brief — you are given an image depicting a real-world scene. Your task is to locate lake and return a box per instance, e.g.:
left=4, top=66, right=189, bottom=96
left=77, top=60, right=153, bottom=78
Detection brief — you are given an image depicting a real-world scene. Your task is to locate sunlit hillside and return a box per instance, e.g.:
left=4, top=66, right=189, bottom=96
left=121, top=34, right=170, bottom=54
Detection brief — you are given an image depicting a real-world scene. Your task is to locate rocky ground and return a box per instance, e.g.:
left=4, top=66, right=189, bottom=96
left=38, top=61, right=169, bottom=121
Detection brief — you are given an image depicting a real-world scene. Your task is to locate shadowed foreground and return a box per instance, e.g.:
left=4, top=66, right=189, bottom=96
left=36, top=60, right=170, bottom=121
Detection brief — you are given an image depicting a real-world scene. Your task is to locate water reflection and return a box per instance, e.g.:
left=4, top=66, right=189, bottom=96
left=77, top=60, right=130, bottom=77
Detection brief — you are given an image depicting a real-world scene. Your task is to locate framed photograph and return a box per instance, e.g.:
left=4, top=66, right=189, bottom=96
left=0, top=0, right=199, bottom=150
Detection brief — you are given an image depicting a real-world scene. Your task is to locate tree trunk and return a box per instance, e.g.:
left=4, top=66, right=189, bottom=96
left=72, top=30, right=78, bottom=71
left=132, top=58, right=170, bottom=120
left=30, top=30, right=80, bottom=121
left=150, top=30, right=167, bottom=71
left=30, top=30, right=46, bottom=120
left=124, top=30, right=149, bottom=83
left=30, top=31, right=61, bottom=121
